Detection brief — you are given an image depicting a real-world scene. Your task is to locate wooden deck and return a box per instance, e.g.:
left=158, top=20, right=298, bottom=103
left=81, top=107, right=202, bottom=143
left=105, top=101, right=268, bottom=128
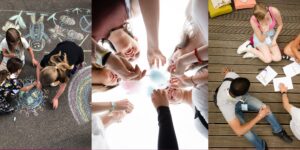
left=208, top=0, right=300, bottom=149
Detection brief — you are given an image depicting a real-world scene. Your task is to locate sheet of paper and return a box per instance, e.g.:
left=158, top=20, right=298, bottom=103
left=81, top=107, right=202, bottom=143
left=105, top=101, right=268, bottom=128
left=283, top=62, right=300, bottom=77
left=256, top=66, right=278, bottom=86
left=273, top=77, right=293, bottom=92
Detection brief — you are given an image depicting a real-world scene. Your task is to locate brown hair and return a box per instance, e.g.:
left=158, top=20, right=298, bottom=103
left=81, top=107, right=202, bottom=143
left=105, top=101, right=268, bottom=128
left=40, top=51, right=72, bottom=86
left=0, top=70, right=9, bottom=84
left=6, top=28, right=24, bottom=52
left=6, top=57, right=23, bottom=74
left=253, top=3, right=268, bottom=21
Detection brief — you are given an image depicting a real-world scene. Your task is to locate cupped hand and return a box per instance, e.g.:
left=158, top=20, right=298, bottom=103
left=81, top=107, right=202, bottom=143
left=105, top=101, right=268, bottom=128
left=115, top=99, right=134, bottom=113
left=258, top=105, right=270, bottom=118
left=151, top=89, right=169, bottom=109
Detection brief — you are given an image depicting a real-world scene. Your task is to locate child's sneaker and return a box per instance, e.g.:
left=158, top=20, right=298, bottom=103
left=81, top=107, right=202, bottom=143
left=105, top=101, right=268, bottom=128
left=237, top=40, right=251, bottom=54
left=50, top=81, right=60, bottom=87
left=282, top=55, right=295, bottom=62
left=243, top=52, right=257, bottom=58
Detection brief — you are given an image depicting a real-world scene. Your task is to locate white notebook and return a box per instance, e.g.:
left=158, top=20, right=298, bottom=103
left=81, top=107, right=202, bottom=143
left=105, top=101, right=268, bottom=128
left=256, top=66, right=278, bottom=86
left=283, top=62, right=300, bottom=77
left=273, top=77, right=293, bottom=92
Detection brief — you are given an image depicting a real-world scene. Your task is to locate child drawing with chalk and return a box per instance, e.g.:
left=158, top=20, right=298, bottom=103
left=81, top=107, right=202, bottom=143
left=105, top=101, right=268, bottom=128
left=0, top=28, right=41, bottom=88
left=0, top=58, right=38, bottom=115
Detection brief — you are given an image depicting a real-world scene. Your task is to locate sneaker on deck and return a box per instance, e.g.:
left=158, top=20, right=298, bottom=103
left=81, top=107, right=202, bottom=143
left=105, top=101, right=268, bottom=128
left=273, top=130, right=293, bottom=143
left=243, top=52, right=257, bottom=58
left=237, top=40, right=251, bottom=54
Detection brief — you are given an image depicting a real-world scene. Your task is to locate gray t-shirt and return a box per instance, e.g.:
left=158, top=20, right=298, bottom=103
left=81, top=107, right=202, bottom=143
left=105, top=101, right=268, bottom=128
left=217, top=72, right=243, bottom=122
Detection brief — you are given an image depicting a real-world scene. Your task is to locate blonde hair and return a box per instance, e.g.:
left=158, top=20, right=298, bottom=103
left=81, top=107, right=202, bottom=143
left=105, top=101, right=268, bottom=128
left=40, top=51, right=72, bottom=86
left=254, top=3, right=268, bottom=21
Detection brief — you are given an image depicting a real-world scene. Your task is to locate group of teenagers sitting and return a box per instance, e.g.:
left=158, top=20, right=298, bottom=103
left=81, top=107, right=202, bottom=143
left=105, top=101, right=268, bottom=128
left=0, top=28, right=84, bottom=114
left=216, top=3, right=300, bottom=150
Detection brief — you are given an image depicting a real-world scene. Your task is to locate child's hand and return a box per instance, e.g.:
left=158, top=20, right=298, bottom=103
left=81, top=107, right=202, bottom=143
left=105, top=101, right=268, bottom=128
left=52, top=98, right=59, bottom=109
left=9, top=53, right=16, bottom=58
left=36, top=81, right=42, bottom=90
left=32, top=59, right=39, bottom=66
left=32, top=81, right=37, bottom=86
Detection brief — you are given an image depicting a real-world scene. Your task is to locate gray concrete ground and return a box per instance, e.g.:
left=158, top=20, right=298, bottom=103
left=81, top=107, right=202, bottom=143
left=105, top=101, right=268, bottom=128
left=0, top=0, right=91, bottom=148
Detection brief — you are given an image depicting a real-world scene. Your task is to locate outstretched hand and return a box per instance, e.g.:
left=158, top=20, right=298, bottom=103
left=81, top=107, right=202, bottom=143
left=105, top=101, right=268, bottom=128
left=151, top=89, right=169, bottom=109
left=279, top=83, right=287, bottom=93
left=147, top=49, right=166, bottom=68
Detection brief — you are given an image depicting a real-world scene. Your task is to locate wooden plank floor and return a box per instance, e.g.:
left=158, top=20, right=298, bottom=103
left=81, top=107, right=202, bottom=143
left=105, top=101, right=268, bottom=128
left=208, top=0, right=300, bottom=149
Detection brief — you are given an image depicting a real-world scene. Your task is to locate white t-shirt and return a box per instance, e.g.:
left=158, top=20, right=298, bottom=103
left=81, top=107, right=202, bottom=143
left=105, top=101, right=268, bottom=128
left=290, top=106, right=300, bottom=140
left=92, top=114, right=109, bottom=149
left=217, top=72, right=242, bottom=122
left=0, top=37, right=30, bottom=64
left=192, top=0, right=208, bottom=43
left=192, top=83, right=208, bottom=138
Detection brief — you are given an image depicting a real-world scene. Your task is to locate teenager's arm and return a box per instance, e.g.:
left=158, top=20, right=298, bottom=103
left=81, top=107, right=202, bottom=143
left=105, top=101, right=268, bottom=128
left=54, top=83, right=67, bottom=100
left=250, top=16, right=266, bottom=42
left=27, top=47, right=38, bottom=65
left=157, top=106, right=179, bottom=150
left=271, top=7, right=283, bottom=44
left=51, top=83, right=67, bottom=109
left=35, top=64, right=42, bottom=89
left=92, top=102, right=113, bottom=113
left=281, top=93, right=293, bottom=114
left=279, top=83, right=293, bottom=113
left=228, top=106, right=270, bottom=136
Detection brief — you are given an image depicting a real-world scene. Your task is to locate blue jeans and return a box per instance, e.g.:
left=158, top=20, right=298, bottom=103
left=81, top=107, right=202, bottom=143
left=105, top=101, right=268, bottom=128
left=235, top=94, right=282, bottom=150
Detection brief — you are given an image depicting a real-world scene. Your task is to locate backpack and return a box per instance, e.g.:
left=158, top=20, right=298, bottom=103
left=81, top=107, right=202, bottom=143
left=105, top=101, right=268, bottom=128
left=213, top=78, right=233, bottom=107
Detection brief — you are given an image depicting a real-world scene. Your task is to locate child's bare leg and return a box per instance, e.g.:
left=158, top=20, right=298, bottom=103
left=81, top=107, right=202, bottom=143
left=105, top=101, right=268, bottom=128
left=249, top=44, right=272, bottom=63
left=270, top=44, right=282, bottom=62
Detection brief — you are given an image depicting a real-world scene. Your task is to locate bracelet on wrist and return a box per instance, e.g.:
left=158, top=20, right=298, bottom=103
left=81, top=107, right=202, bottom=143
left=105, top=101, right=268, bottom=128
left=191, top=76, right=197, bottom=87
left=110, top=102, right=116, bottom=112
left=281, top=92, right=287, bottom=95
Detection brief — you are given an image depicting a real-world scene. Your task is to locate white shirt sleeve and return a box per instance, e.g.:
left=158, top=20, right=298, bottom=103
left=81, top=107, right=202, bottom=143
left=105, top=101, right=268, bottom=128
left=0, top=38, right=9, bottom=51
left=225, top=72, right=240, bottom=79
left=21, top=37, right=30, bottom=49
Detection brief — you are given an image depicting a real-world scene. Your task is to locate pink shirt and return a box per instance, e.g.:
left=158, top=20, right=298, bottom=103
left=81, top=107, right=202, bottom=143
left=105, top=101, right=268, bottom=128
left=251, top=7, right=276, bottom=31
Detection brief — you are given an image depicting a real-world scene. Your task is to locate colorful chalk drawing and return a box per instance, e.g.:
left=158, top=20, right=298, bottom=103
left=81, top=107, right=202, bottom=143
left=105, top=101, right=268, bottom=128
left=1, top=7, right=90, bottom=52
left=68, top=66, right=91, bottom=125
left=16, top=78, right=45, bottom=117
left=25, top=13, right=50, bottom=51
left=9, top=11, right=26, bottom=29
left=79, top=15, right=91, bottom=33
left=48, top=25, right=84, bottom=42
